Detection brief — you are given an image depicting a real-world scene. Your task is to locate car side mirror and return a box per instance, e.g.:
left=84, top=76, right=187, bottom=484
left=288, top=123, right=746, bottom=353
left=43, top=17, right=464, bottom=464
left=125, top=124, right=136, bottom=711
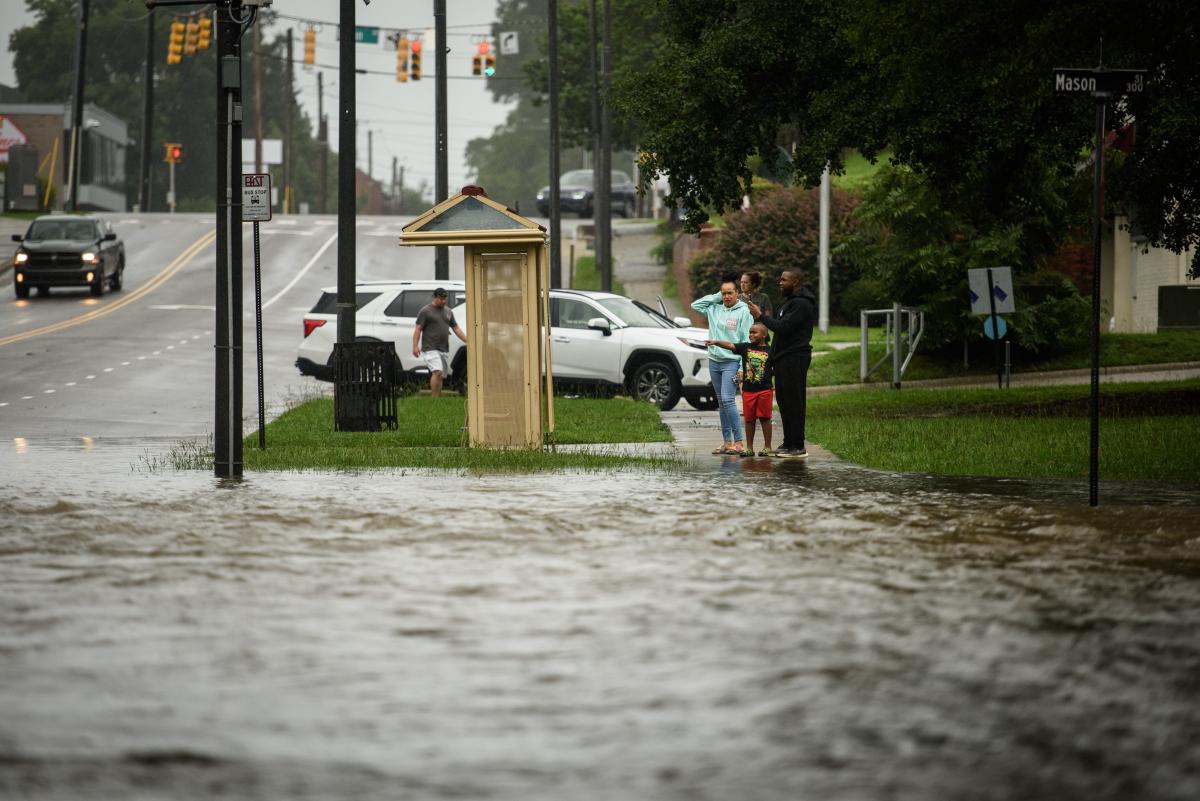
left=673, top=316, right=692, bottom=328
left=103, top=232, right=117, bottom=241
left=587, top=317, right=612, bottom=336
left=11, top=234, right=22, bottom=242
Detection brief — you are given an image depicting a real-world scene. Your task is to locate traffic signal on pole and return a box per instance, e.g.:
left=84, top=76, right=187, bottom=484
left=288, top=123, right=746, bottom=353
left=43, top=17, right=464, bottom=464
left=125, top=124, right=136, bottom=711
left=410, top=39, right=422, bottom=80
left=396, top=36, right=409, bottom=82
left=184, top=18, right=199, bottom=55
left=164, top=143, right=182, bottom=164
left=303, top=29, right=316, bottom=65
left=197, top=17, right=212, bottom=50
left=485, top=51, right=496, bottom=77
left=472, top=42, right=483, bottom=76
left=167, top=19, right=184, bottom=65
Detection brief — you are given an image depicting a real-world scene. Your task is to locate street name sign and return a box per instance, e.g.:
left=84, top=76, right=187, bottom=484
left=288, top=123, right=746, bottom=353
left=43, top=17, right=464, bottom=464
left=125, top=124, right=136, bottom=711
left=967, top=267, right=1015, bottom=315
left=242, top=173, right=272, bottom=222
left=336, top=26, right=380, bottom=45
left=1052, top=68, right=1146, bottom=96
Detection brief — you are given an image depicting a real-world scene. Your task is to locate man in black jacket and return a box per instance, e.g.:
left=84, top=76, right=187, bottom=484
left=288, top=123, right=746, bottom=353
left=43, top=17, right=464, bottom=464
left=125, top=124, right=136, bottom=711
left=747, top=270, right=817, bottom=458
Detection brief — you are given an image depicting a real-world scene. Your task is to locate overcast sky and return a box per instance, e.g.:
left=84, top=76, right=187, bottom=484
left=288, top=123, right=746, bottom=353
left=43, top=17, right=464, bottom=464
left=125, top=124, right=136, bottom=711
left=2, top=1, right=518, bottom=197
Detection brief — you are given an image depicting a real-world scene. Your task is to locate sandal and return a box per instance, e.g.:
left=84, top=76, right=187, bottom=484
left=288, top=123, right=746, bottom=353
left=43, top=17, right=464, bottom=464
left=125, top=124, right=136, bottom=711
left=712, top=445, right=735, bottom=455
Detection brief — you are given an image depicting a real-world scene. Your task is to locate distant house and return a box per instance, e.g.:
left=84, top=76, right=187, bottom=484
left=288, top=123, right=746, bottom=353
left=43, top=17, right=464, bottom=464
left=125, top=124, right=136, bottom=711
left=1104, top=216, right=1197, bottom=332
left=0, top=101, right=128, bottom=212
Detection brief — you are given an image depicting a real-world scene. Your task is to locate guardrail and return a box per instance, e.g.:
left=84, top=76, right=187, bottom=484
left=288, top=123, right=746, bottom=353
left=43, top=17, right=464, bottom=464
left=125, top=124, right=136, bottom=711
left=860, top=302, right=925, bottom=388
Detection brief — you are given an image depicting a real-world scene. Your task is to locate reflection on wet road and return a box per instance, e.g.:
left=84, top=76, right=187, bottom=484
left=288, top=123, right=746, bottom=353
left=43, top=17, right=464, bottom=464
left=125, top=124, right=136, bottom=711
left=2, top=438, right=1198, bottom=800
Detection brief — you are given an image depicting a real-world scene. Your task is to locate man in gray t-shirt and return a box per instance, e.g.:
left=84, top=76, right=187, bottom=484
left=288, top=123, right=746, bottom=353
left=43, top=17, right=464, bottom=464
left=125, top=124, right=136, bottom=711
left=411, top=287, right=467, bottom=396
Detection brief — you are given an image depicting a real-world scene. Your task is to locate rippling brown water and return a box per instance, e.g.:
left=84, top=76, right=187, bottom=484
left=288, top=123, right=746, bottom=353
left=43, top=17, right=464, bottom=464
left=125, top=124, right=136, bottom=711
left=2, top=438, right=1199, bottom=800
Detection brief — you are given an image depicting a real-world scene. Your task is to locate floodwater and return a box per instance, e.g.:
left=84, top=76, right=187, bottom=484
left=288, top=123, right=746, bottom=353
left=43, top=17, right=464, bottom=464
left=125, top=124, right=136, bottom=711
left=2, top=437, right=1199, bottom=801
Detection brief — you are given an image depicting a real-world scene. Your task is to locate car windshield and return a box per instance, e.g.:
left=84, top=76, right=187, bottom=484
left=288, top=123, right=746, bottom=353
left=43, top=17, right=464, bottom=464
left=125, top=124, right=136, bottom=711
left=596, top=297, right=675, bottom=328
left=26, top=220, right=97, bottom=241
left=561, top=170, right=593, bottom=188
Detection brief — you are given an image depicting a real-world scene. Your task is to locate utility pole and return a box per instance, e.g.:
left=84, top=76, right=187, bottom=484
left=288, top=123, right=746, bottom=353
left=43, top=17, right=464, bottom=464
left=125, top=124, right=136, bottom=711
left=433, top=0, right=449, bottom=280
left=547, top=0, right=561, bottom=287
left=139, top=8, right=154, bottom=212
left=398, top=165, right=405, bottom=214
left=336, top=0, right=356, bottom=345
left=67, top=0, right=90, bottom=212
left=367, top=129, right=373, bottom=182
left=284, top=27, right=293, bottom=214
left=597, top=0, right=613, bottom=292
left=214, top=0, right=248, bottom=478
left=391, top=155, right=397, bottom=210
left=818, top=164, right=831, bottom=334
left=253, top=14, right=263, bottom=173
left=318, top=71, right=327, bottom=214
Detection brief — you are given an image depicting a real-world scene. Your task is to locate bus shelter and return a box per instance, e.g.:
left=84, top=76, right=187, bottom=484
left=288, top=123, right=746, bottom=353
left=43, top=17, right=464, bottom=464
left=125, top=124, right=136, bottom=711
left=399, top=186, right=554, bottom=449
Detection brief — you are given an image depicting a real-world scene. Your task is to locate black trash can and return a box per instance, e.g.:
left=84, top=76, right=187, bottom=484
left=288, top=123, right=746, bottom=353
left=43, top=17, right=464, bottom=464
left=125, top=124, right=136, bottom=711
left=333, top=341, right=400, bottom=431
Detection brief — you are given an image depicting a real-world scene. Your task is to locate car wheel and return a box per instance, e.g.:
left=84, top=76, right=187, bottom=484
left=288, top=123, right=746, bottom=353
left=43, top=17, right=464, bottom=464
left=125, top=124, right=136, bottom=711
left=109, top=259, right=124, bottom=291
left=630, top=360, right=681, bottom=411
left=686, top=395, right=719, bottom=411
left=15, top=282, right=29, bottom=299
left=580, top=201, right=593, bottom=219
left=447, top=350, right=468, bottom=391
left=90, top=272, right=105, bottom=297
left=619, top=198, right=634, bottom=218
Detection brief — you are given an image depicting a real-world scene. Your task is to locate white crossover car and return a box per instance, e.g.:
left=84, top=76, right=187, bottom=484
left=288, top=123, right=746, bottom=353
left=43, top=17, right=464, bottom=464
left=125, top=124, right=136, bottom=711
left=295, top=281, right=719, bottom=410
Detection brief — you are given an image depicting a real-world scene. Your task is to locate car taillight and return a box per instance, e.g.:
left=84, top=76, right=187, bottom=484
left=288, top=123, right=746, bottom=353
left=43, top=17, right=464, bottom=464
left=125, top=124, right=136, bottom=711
left=303, top=319, right=326, bottom=338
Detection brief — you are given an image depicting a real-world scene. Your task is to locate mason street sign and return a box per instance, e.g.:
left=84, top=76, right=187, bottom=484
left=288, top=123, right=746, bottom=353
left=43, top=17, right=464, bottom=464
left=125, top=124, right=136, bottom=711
left=1053, top=68, right=1146, bottom=96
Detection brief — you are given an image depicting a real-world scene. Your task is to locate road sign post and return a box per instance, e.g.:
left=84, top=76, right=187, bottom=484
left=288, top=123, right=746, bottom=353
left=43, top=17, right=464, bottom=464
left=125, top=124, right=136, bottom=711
left=1053, top=64, right=1145, bottom=506
left=243, top=173, right=271, bottom=450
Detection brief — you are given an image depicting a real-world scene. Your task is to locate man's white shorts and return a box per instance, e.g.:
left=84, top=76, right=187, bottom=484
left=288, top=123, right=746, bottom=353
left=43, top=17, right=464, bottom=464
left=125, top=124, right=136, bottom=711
left=421, top=350, right=450, bottom=375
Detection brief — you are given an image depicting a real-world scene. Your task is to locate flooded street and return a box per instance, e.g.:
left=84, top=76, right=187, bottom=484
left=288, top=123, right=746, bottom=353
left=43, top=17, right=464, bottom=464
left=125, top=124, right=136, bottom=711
left=2, top=437, right=1199, bottom=800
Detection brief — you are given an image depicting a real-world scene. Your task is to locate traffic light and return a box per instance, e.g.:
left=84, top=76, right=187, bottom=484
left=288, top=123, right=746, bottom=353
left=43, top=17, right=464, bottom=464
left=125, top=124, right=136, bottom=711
left=184, top=18, right=199, bottom=55
left=163, top=143, right=182, bottom=164
left=410, top=39, right=422, bottom=80
left=167, top=19, right=184, bottom=65
left=395, top=36, right=409, bottom=82
left=197, top=17, right=211, bottom=50
left=303, top=29, right=316, bottom=65
left=472, top=42, right=483, bottom=76
left=485, top=50, right=496, bottom=77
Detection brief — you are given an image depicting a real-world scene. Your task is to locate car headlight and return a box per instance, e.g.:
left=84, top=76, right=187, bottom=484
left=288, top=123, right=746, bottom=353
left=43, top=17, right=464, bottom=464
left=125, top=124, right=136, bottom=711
left=15, top=252, right=27, bottom=264
left=571, top=190, right=588, bottom=199
left=677, top=337, right=708, bottom=349
left=81, top=251, right=98, bottom=263
left=536, top=189, right=547, bottom=200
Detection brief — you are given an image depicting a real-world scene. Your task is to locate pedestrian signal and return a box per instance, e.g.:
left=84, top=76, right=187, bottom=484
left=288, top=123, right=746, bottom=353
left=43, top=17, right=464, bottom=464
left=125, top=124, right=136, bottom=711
left=410, top=39, right=422, bottom=80
left=303, top=29, right=316, bottom=65
left=167, top=19, right=185, bottom=65
left=396, top=36, right=409, bottom=82
left=197, top=17, right=212, bottom=50
left=184, top=18, right=199, bottom=55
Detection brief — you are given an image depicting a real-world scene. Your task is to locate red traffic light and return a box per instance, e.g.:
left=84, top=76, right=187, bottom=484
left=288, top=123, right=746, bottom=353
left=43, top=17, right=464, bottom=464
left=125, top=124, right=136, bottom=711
left=171, top=145, right=182, bottom=161
left=411, top=39, right=422, bottom=54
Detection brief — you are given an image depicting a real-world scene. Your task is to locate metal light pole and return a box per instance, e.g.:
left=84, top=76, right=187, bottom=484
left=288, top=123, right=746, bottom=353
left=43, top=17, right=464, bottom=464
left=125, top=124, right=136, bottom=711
left=138, top=8, right=154, bottom=212
left=67, top=0, right=91, bottom=211
left=434, top=0, right=449, bottom=280
left=547, top=0, right=562, bottom=288
left=336, top=0, right=356, bottom=346
left=818, top=164, right=831, bottom=334
left=597, top=0, right=613, bottom=292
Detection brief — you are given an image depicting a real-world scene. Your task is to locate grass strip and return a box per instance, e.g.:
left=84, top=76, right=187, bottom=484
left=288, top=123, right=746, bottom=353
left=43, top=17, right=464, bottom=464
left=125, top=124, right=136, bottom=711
left=570, top=254, right=626, bottom=294
left=810, top=330, right=1200, bottom=387
left=807, top=380, right=1200, bottom=481
left=239, top=395, right=678, bottom=472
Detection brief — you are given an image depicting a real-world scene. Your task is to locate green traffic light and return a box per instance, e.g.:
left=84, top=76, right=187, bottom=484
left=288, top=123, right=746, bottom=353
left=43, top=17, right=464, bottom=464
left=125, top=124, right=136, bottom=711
left=484, top=66, right=495, bottom=77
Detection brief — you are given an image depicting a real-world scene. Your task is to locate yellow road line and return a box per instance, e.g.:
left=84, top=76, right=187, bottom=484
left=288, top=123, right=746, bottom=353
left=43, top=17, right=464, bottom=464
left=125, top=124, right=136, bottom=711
left=0, top=228, right=216, bottom=349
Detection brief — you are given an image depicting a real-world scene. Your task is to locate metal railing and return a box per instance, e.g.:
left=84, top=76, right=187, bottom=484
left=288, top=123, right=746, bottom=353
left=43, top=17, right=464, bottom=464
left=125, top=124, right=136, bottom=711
left=860, top=302, right=925, bottom=388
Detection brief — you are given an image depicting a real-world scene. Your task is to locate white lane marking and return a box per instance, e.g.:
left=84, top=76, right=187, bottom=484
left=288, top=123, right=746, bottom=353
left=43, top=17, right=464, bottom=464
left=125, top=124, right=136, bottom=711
left=149, top=304, right=216, bottom=310
left=314, top=219, right=336, bottom=226
left=65, top=381, right=76, bottom=386
left=21, top=395, right=32, bottom=400
left=276, top=219, right=298, bottom=225
left=153, top=350, right=161, bottom=355
left=179, top=339, right=188, bottom=345
left=85, top=375, right=95, bottom=380
left=364, top=230, right=404, bottom=237
left=103, top=367, right=114, bottom=372
left=137, top=356, right=146, bottom=360
left=260, top=229, right=315, bottom=236
left=0, top=402, right=7, bottom=407
left=43, top=389, right=55, bottom=394
left=121, top=361, right=131, bottom=366
left=262, top=232, right=338, bottom=311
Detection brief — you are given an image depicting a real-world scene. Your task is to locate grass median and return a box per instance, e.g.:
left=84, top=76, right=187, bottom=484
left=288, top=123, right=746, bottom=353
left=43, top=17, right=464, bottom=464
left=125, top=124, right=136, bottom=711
left=239, top=394, right=678, bottom=472
left=807, top=379, right=1200, bottom=481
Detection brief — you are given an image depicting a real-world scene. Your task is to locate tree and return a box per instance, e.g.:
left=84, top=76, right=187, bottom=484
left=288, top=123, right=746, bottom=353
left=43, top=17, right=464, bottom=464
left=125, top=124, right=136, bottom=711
left=617, top=1, right=1200, bottom=274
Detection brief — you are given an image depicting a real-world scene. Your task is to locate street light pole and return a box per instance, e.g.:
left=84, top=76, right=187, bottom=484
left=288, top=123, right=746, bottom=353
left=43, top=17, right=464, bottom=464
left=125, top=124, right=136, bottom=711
left=434, top=0, right=449, bottom=280
left=67, top=0, right=91, bottom=211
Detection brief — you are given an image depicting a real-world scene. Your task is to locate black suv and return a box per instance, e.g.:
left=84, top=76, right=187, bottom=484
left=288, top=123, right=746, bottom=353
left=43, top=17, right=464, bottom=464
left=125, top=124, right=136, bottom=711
left=535, top=169, right=638, bottom=218
left=11, top=215, right=125, bottom=299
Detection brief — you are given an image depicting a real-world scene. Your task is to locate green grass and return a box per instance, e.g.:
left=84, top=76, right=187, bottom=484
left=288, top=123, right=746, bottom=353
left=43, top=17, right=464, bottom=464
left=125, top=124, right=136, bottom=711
left=570, top=254, right=626, bottom=294
left=808, top=330, right=1200, bottom=387
left=239, top=395, right=676, bottom=472
left=831, top=149, right=892, bottom=192
left=807, top=380, right=1200, bottom=481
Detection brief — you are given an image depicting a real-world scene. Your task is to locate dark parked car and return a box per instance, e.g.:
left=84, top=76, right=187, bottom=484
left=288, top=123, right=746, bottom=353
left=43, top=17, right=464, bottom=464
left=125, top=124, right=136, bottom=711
left=535, top=169, right=638, bottom=218
left=11, top=214, right=125, bottom=299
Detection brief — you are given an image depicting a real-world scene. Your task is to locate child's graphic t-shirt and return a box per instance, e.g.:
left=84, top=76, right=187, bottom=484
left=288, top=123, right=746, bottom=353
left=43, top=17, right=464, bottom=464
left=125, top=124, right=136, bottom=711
left=733, top=342, right=773, bottom=392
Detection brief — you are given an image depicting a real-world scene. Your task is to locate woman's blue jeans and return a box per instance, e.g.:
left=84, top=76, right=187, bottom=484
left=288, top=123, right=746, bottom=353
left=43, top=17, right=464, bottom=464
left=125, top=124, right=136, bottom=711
left=709, top=358, right=744, bottom=445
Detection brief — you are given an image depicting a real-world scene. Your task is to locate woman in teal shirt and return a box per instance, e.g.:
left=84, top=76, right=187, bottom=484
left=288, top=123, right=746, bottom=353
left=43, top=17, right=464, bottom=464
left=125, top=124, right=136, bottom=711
left=692, top=274, right=754, bottom=455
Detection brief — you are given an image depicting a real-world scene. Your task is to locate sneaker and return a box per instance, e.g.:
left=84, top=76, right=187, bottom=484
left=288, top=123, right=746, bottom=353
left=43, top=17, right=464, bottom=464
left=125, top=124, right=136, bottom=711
left=777, top=448, right=809, bottom=459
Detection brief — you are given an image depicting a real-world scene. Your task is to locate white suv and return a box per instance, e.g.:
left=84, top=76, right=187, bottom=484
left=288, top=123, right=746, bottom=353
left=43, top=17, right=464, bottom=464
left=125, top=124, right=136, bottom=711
left=295, top=282, right=718, bottom=410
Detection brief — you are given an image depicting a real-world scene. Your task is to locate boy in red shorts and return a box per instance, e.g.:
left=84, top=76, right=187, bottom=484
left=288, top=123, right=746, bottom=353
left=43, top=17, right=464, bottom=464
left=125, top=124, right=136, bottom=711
left=706, top=321, right=775, bottom=456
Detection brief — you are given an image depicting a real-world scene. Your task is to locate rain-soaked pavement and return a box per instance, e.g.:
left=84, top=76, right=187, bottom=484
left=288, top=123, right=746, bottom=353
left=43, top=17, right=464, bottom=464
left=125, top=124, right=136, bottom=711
left=2, top=414, right=1199, bottom=801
